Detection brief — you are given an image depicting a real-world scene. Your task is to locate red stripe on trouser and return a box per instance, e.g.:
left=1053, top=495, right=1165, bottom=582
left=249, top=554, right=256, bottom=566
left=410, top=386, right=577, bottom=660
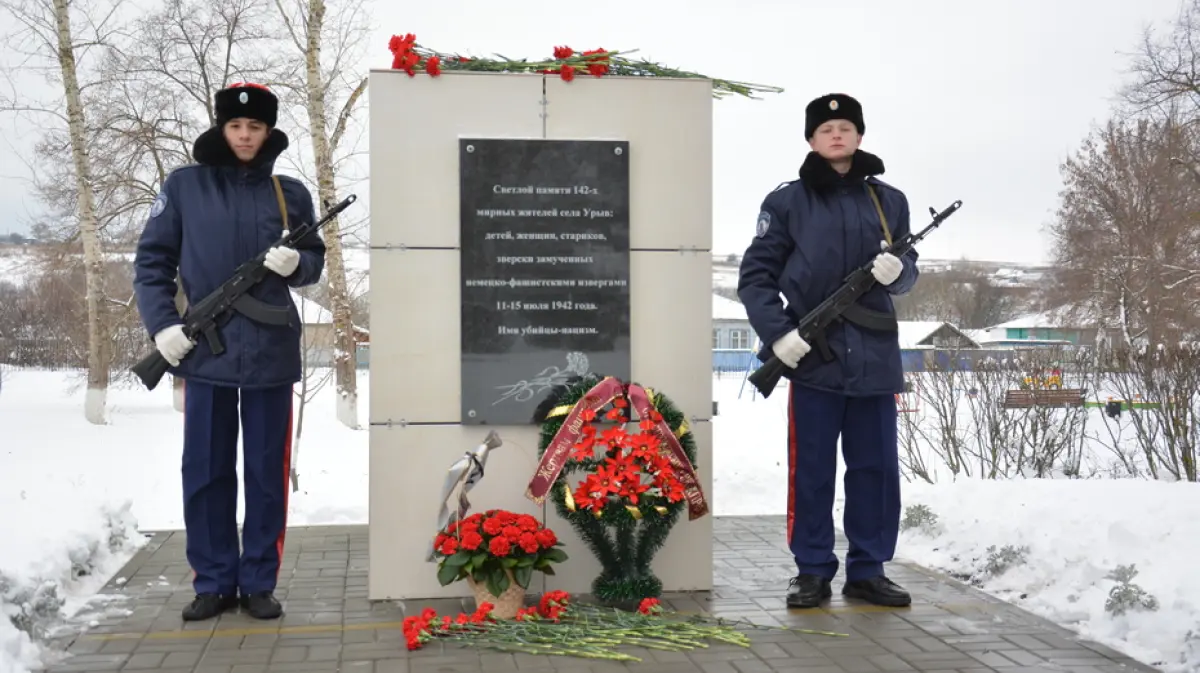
left=786, top=388, right=796, bottom=547
left=275, top=401, right=293, bottom=580
left=184, top=380, right=195, bottom=584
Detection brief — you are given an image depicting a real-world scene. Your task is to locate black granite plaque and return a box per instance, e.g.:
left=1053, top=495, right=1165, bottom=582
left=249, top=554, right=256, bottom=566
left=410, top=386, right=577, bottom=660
left=459, top=138, right=631, bottom=425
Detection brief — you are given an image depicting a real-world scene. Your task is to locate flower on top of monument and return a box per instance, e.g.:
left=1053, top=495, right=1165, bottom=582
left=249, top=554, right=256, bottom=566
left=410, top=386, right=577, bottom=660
left=580, top=48, right=610, bottom=77
left=384, top=33, right=784, bottom=98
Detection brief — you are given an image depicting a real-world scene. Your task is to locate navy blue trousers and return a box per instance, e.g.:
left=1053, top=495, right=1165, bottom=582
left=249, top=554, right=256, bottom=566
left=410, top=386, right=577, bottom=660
left=787, top=382, right=900, bottom=582
left=182, top=380, right=293, bottom=596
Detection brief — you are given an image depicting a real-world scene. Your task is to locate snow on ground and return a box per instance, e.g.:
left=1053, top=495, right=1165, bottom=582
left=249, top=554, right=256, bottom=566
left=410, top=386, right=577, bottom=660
left=711, top=372, right=1200, bottom=673
left=1, top=366, right=1198, bottom=672
left=0, top=365, right=368, bottom=673
left=898, top=479, right=1200, bottom=672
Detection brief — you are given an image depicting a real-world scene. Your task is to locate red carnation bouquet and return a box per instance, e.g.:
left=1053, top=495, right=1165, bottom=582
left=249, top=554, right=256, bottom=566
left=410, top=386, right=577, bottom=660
left=432, top=509, right=568, bottom=601
left=385, top=32, right=784, bottom=99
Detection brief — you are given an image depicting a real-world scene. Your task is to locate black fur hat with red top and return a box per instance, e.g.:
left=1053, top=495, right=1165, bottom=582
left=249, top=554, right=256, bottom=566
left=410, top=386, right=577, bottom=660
left=215, top=82, right=278, bottom=127
left=193, top=81, right=288, bottom=168
left=804, top=93, right=865, bottom=140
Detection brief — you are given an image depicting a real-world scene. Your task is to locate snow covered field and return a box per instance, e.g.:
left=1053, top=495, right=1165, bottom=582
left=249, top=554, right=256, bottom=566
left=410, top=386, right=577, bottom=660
left=1, top=365, right=1198, bottom=672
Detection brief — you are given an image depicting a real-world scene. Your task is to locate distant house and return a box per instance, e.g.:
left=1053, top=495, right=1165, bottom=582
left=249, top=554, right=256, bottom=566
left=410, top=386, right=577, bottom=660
left=712, top=294, right=756, bottom=372
left=975, top=309, right=1121, bottom=348
left=897, top=321, right=981, bottom=374
left=898, top=321, right=980, bottom=350
left=291, top=291, right=370, bottom=367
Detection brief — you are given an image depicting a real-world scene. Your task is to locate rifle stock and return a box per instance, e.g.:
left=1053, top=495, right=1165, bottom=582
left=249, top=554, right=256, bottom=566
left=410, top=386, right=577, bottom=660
left=130, top=193, right=358, bottom=391
left=747, top=199, right=963, bottom=398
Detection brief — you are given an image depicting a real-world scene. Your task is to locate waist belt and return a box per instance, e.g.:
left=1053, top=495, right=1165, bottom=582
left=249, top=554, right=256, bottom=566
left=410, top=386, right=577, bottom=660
left=804, top=302, right=898, bottom=362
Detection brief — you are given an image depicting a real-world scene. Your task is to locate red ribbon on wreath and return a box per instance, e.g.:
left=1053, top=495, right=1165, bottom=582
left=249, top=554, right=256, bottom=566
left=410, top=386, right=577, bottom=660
left=626, top=385, right=709, bottom=520
left=524, top=377, right=709, bottom=521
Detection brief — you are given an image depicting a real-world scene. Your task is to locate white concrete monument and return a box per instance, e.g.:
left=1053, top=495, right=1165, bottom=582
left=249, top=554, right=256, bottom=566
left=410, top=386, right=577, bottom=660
left=367, top=68, right=715, bottom=600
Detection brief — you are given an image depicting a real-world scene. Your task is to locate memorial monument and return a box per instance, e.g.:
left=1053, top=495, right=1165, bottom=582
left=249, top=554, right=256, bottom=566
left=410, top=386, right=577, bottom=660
left=366, top=36, right=781, bottom=600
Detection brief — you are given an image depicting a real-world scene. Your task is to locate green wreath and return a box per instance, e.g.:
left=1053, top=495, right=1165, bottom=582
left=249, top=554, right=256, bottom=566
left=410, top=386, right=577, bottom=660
left=532, top=374, right=700, bottom=605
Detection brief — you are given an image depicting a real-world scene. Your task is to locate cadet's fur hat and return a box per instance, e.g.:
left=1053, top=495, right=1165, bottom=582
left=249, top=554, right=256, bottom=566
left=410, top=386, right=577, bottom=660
left=215, top=82, right=278, bottom=128
left=805, top=93, right=864, bottom=139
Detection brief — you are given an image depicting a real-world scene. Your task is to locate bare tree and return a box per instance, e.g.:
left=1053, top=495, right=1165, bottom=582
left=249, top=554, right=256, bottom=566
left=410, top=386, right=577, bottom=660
left=0, top=0, right=128, bottom=422
left=93, top=0, right=280, bottom=222
left=892, top=268, right=1023, bottom=329
left=271, top=0, right=369, bottom=428
left=1122, top=0, right=1200, bottom=125
left=1049, top=117, right=1200, bottom=345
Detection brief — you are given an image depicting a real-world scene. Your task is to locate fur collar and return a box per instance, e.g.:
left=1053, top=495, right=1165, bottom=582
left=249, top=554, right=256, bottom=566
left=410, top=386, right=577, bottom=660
left=798, top=149, right=885, bottom=192
left=191, top=125, right=289, bottom=177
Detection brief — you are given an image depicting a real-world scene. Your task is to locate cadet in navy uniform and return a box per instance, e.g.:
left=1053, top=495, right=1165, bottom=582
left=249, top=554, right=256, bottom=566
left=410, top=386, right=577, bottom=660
left=737, top=93, right=917, bottom=608
left=133, top=82, right=326, bottom=621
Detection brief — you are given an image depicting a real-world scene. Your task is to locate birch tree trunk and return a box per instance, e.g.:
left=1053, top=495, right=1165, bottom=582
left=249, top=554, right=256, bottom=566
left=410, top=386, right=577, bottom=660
left=53, top=0, right=109, bottom=424
left=297, top=0, right=364, bottom=429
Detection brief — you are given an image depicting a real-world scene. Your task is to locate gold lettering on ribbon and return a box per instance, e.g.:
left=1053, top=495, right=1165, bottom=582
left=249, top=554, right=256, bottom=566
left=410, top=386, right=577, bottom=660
left=626, top=384, right=710, bottom=520
left=524, top=377, right=625, bottom=504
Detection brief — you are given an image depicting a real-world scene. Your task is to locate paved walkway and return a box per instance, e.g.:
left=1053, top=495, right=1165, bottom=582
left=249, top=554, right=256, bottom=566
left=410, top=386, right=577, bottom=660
left=41, top=516, right=1157, bottom=673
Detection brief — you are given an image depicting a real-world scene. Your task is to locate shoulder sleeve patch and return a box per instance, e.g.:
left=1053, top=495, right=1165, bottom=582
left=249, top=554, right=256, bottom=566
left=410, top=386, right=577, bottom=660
left=755, top=210, right=771, bottom=238
left=149, top=192, right=167, bottom=219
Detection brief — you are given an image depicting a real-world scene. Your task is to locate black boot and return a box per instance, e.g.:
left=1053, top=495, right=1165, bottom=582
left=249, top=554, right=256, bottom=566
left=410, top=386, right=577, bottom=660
left=786, top=573, right=832, bottom=608
left=842, top=575, right=911, bottom=607
left=181, top=593, right=237, bottom=621
left=240, top=591, right=283, bottom=619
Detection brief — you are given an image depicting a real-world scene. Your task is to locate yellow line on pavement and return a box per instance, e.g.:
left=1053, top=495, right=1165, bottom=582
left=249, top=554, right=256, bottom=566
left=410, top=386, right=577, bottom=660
left=80, top=601, right=995, bottom=641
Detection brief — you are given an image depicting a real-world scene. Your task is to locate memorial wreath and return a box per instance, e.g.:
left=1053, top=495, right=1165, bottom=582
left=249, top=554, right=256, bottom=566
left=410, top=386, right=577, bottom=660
left=387, top=33, right=783, bottom=99
left=527, top=374, right=708, bottom=606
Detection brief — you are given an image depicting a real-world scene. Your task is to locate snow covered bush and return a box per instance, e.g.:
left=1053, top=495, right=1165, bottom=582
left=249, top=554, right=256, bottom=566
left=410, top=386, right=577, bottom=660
left=899, top=346, right=1092, bottom=483
left=0, top=501, right=143, bottom=665
left=983, top=544, right=1029, bottom=578
left=1090, top=343, right=1200, bottom=482
left=899, top=503, right=939, bottom=534
left=1104, top=564, right=1159, bottom=616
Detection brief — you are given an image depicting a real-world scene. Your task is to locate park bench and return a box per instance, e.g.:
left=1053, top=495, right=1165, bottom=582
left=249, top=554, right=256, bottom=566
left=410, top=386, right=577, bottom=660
left=1002, top=388, right=1086, bottom=409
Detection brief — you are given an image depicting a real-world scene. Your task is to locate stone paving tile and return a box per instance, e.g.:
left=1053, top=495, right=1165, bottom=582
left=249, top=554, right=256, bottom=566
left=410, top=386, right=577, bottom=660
left=38, top=517, right=1161, bottom=673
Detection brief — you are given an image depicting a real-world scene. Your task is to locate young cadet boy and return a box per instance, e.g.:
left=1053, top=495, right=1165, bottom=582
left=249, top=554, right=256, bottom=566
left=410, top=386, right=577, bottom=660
left=133, top=82, right=326, bottom=621
left=738, top=93, right=918, bottom=609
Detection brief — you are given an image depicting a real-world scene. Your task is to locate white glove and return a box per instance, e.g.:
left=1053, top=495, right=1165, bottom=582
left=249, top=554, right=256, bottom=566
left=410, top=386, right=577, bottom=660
left=154, top=324, right=194, bottom=366
left=871, top=241, right=903, bottom=285
left=772, top=330, right=811, bottom=368
left=264, top=240, right=300, bottom=277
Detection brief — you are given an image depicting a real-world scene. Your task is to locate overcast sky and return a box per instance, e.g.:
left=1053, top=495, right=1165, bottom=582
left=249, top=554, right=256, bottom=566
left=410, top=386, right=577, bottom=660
left=0, top=0, right=1186, bottom=267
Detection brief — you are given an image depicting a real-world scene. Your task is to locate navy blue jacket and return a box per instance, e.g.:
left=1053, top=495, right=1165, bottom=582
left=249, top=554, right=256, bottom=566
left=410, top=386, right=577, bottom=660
left=737, top=151, right=918, bottom=396
left=133, top=127, right=326, bottom=389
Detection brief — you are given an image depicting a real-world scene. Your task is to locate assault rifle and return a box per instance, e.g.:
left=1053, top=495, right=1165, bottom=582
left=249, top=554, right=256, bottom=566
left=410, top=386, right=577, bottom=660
left=130, top=193, right=358, bottom=391
left=747, top=199, right=963, bottom=399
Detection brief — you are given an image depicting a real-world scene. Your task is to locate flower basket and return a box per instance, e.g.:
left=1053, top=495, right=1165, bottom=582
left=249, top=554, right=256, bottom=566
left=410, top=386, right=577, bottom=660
left=466, top=568, right=524, bottom=619
left=431, top=509, right=568, bottom=619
